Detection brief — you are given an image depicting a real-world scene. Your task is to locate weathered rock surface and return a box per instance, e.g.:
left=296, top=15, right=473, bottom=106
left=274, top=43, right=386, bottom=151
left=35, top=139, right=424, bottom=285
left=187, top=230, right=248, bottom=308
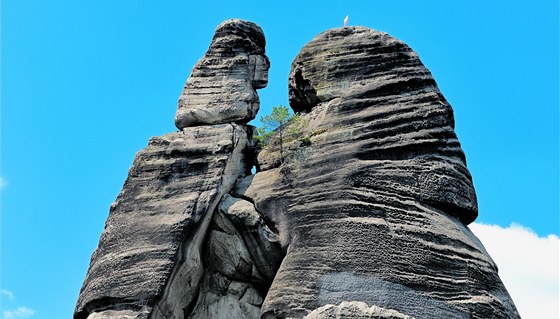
left=304, top=301, right=413, bottom=319
left=76, top=19, right=276, bottom=319
left=76, top=22, right=520, bottom=319
left=243, top=27, right=520, bottom=318
left=186, top=199, right=282, bottom=319
left=75, top=124, right=253, bottom=319
left=174, top=19, right=270, bottom=129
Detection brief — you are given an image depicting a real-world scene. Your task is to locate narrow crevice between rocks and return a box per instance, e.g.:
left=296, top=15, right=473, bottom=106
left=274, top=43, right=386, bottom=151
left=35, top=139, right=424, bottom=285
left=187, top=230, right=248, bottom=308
left=150, top=124, right=254, bottom=319
left=183, top=132, right=285, bottom=318
left=145, top=122, right=285, bottom=319
left=184, top=194, right=282, bottom=318
left=149, top=191, right=218, bottom=319
left=182, top=285, right=201, bottom=319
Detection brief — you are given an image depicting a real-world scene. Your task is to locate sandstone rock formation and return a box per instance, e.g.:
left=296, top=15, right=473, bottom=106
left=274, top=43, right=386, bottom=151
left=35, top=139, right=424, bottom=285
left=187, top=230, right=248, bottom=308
left=247, top=26, right=519, bottom=319
left=75, top=21, right=520, bottom=319
left=75, top=19, right=279, bottom=319
left=174, top=19, right=270, bottom=129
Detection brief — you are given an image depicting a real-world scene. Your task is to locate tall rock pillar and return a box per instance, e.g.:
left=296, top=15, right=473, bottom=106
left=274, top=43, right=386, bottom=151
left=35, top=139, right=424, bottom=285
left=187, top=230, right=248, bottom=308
left=74, top=19, right=280, bottom=319
left=241, top=27, right=520, bottom=319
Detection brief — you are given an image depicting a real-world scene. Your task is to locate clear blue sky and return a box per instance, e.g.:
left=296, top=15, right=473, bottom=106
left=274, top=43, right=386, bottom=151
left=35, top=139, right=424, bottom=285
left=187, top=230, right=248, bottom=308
left=1, top=1, right=558, bottom=318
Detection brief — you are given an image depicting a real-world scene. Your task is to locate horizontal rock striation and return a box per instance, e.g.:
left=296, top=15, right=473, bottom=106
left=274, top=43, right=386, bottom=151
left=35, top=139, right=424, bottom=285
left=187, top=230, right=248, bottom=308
left=304, top=301, right=414, bottom=319
left=246, top=27, right=519, bottom=318
left=75, top=124, right=254, bottom=319
left=76, top=22, right=519, bottom=319
left=184, top=195, right=282, bottom=319
left=75, top=19, right=279, bottom=319
left=175, top=19, right=270, bottom=129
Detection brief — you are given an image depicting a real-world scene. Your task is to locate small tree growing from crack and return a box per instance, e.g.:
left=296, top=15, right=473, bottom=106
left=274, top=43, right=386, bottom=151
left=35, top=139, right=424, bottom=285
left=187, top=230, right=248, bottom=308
left=255, top=105, right=307, bottom=163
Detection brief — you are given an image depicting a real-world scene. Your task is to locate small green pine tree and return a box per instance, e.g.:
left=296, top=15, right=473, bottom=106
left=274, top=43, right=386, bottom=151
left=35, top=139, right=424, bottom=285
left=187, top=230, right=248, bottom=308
left=255, top=105, right=307, bottom=163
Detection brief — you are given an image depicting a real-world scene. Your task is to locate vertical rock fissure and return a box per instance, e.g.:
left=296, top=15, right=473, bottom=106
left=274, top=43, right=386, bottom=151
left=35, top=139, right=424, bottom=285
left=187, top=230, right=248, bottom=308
left=149, top=193, right=214, bottom=319
left=75, top=19, right=276, bottom=319
left=179, top=126, right=285, bottom=318
left=151, top=124, right=253, bottom=319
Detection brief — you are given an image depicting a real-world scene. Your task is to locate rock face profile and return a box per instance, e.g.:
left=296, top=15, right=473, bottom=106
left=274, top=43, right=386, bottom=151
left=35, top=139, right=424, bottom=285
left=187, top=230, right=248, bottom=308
left=174, top=19, right=270, bottom=129
left=75, top=20, right=520, bottom=319
left=75, top=19, right=279, bottom=319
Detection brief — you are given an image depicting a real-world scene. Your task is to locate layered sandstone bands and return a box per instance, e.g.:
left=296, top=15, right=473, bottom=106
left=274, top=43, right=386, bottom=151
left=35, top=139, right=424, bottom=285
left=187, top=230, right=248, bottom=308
left=248, top=27, right=517, bottom=319
left=75, top=21, right=520, bottom=319
left=75, top=124, right=261, bottom=319
left=75, top=19, right=278, bottom=319
left=175, top=19, right=270, bottom=129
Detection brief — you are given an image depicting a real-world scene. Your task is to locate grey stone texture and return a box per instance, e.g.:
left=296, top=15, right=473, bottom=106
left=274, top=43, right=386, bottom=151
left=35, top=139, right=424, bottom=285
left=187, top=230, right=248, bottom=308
left=174, top=19, right=270, bottom=129
left=245, top=27, right=519, bottom=318
left=75, top=22, right=520, bottom=319
left=304, top=301, right=414, bottom=319
left=75, top=124, right=254, bottom=319
left=75, top=19, right=274, bottom=319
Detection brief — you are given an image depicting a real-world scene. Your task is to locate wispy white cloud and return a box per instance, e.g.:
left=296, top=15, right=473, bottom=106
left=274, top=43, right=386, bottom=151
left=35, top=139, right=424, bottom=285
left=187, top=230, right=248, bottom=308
left=470, top=222, right=559, bottom=319
left=0, top=290, right=35, bottom=319
left=0, top=177, right=6, bottom=190
left=2, top=307, right=35, bottom=319
left=0, top=290, right=14, bottom=300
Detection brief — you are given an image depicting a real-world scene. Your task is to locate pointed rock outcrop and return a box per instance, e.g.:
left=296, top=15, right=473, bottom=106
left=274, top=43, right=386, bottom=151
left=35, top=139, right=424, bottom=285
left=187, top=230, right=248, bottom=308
left=75, top=23, right=520, bottom=319
left=175, top=19, right=270, bottom=129
left=75, top=19, right=280, bottom=319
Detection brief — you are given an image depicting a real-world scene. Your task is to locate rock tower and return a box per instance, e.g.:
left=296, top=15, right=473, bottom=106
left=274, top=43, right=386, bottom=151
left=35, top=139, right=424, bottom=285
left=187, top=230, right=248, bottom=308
left=75, top=20, right=520, bottom=319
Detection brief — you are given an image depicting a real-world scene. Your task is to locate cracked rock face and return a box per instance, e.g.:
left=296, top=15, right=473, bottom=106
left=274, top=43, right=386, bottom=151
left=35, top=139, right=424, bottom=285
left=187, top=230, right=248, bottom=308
left=75, top=22, right=520, bottom=319
left=174, top=19, right=270, bottom=129
left=75, top=124, right=255, bottom=319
